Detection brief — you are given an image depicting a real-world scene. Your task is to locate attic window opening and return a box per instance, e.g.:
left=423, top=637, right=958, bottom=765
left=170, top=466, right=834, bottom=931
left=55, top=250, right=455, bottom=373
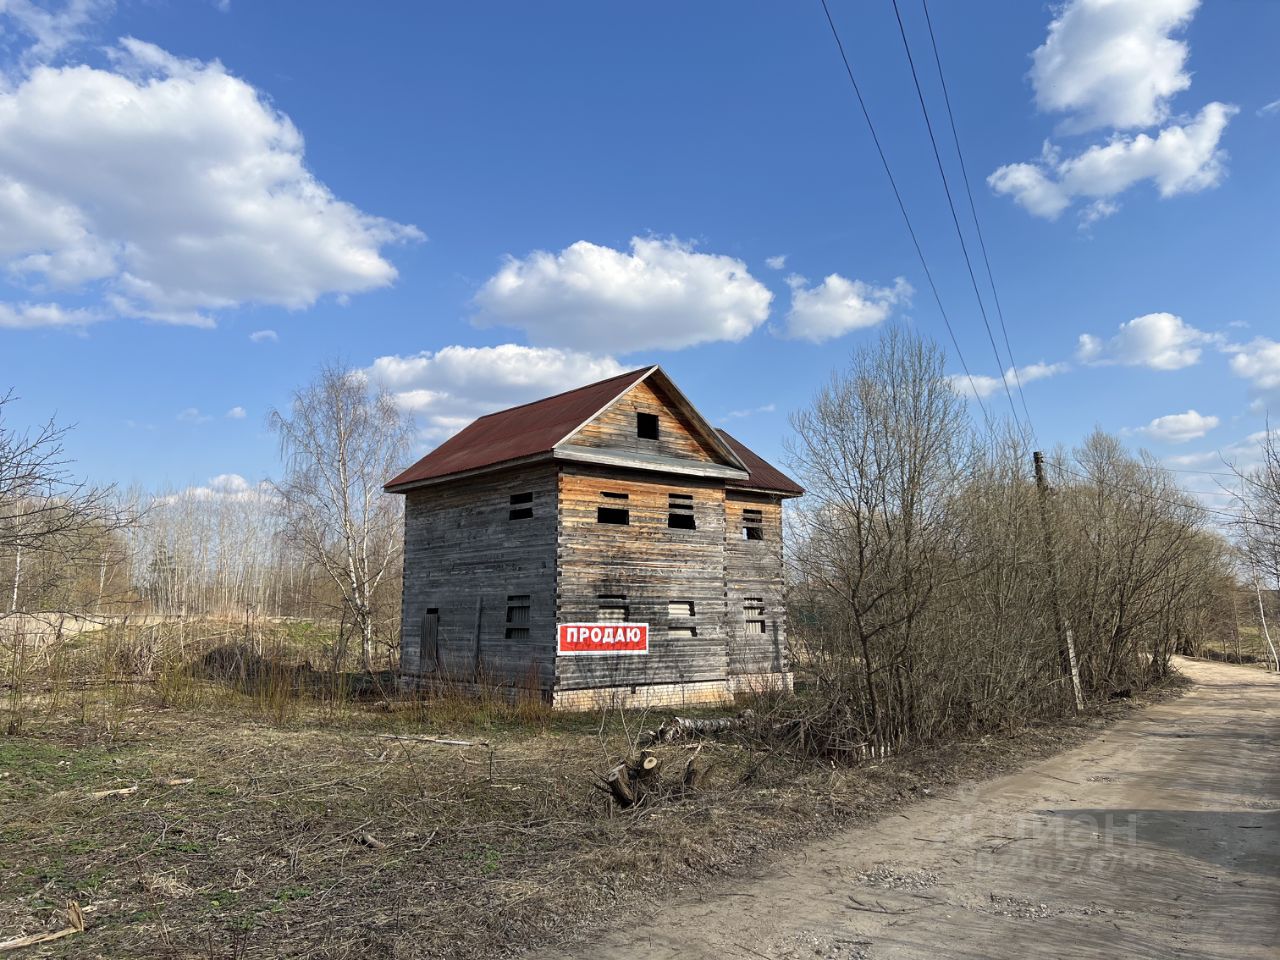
left=509, top=492, right=534, bottom=521
left=598, top=594, right=628, bottom=622
left=667, top=492, right=696, bottom=530
left=742, top=508, right=764, bottom=541
left=505, top=595, right=530, bottom=639
left=637, top=412, right=659, bottom=440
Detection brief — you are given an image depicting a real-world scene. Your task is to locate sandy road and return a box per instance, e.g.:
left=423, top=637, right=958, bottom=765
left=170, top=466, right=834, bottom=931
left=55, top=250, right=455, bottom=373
left=535, top=659, right=1279, bottom=960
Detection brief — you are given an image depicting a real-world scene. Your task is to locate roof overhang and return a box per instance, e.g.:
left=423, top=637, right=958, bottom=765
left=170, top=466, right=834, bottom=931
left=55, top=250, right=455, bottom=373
left=383, top=451, right=555, bottom=494
left=554, top=444, right=750, bottom=481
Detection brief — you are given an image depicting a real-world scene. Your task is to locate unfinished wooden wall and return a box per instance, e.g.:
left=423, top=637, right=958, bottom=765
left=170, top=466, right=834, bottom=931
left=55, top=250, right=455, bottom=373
left=400, top=463, right=558, bottom=690
left=570, top=379, right=725, bottom=464
left=724, top=491, right=788, bottom=676
left=555, top=464, right=730, bottom=691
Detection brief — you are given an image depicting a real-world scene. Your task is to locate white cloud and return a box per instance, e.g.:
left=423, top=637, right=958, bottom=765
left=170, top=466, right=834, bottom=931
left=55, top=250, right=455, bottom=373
left=157, top=471, right=274, bottom=505
left=0, top=0, right=112, bottom=65
left=723, top=403, right=776, bottom=420
left=1077, top=312, right=1213, bottom=370
left=1258, top=98, right=1280, bottom=117
left=989, top=103, right=1237, bottom=220
left=0, top=37, right=420, bottom=327
left=993, top=0, right=1236, bottom=223
left=949, top=360, right=1068, bottom=399
left=248, top=329, right=278, bottom=343
left=765, top=255, right=787, bottom=270
left=1226, top=338, right=1280, bottom=390
left=367, top=344, right=627, bottom=443
left=177, top=407, right=212, bottom=424
left=225, top=405, right=246, bottom=419
left=782, top=273, right=911, bottom=343
left=472, top=236, right=772, bottom=354
left=0, top=300, right=97, bottom=327
left=1138, top=409, right=1219, bottom=443
left=1030, top=0, right=1199, bottom=133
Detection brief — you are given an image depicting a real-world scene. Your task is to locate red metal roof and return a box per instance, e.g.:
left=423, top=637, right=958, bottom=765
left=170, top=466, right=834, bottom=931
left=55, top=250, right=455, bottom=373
left=383, top=366, right=803, bottom=497
left=384, top=367, right=652, bottom=489
left=717, top=430, right=804, bottom=497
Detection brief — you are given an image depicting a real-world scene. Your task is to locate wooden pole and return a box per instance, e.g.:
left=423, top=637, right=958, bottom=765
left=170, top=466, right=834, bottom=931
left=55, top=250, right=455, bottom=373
left=1033, top=452, right=1085, bottom=712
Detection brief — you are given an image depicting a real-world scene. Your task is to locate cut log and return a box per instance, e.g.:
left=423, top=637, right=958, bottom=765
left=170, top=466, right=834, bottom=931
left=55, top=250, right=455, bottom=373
left=636, top=751, right=660, bottom=781
left=605, top=763, right=635, bottom=808
left=640, top=710, right=755, bottom=747
left=683, top=749, right=709, bottom=791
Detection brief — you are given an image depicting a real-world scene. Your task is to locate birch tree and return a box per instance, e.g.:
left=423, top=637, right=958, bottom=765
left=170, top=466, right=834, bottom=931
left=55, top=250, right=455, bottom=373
left=269, top=364, right=412, bottom=671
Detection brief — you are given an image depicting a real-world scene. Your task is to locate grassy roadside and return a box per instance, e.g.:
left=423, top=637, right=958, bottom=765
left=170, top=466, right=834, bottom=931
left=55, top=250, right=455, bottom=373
left=0, top=632, right=1192, bottom=959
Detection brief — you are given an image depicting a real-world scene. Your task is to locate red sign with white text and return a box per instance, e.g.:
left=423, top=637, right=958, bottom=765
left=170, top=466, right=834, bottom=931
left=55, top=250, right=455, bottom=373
left=557, top=623, right=649, bottom=656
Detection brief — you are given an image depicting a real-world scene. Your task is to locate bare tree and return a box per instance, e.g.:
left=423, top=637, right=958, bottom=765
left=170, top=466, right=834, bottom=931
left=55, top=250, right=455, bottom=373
left=269, top=363, right=412, bottom=671
left=787, top=326, right=971, bottom=749
left=0, top=390, right=129, bottom=621
left=1231, top=422, right=1280, bottom=669
left=783, top=328, right=1236, bottom=758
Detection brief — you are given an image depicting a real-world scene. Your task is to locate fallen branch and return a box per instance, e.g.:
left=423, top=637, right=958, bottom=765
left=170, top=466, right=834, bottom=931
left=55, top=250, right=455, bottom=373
left=0, top=901, right=84, bottom=952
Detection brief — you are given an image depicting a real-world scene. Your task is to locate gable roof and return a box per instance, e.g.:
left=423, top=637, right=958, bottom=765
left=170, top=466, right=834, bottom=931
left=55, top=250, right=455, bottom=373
left=384, top=366, right=801, bottom=497
left=717, top=430, right=804, bottom=497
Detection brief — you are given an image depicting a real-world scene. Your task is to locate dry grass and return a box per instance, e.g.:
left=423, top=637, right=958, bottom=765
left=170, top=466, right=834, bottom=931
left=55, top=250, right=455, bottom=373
left=0, top=621, right=1192, bottom=959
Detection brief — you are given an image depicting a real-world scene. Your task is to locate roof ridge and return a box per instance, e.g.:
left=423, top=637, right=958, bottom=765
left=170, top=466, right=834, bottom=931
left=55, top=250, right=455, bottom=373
left=470, top=365, right=653, bottom=421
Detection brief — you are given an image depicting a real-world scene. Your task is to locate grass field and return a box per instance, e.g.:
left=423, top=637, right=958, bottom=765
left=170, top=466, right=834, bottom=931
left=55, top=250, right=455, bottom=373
left=0, top=619, right=1193, bottom=958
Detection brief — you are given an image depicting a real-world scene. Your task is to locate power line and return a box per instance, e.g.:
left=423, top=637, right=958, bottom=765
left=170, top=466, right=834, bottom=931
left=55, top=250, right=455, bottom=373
left=817, top=0, right=989, bottom=420
left=1040, top=456, right=1261, bottom=527
left=918, top=0, right=1033, bottom=432
left=887, top=0, right=1022, bottom=430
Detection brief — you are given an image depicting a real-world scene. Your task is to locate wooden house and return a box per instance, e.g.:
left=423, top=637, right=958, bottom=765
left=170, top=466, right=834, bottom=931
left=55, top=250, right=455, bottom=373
left=383, top=366, right=803, bottom=709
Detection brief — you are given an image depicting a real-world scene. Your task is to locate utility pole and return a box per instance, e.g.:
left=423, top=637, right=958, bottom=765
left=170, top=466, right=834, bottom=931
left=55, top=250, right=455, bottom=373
left=1033, top=451, right=1084, bottom=712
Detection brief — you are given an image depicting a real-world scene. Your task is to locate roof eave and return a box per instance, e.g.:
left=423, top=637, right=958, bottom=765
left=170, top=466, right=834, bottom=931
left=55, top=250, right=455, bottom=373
left=383, top=451, right=556, bottom=494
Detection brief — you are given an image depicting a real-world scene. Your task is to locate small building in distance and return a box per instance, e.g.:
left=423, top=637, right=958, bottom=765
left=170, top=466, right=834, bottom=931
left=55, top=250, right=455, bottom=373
left=384, top=365, right=803, bottom=709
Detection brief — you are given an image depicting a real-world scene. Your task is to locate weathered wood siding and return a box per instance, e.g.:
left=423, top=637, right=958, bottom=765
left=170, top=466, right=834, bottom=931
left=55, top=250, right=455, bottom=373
left=570, top=378, right=726, bottom=465
left=724, top=491, right=788, bottom=676
left=555, top=465, right=730, bottom=690
left=400, top=463, right=558, bottom=689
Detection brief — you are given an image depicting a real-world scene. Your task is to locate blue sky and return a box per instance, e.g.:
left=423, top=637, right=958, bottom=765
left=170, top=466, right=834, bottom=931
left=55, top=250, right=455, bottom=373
left=1, top=0, right=1277, bottom=504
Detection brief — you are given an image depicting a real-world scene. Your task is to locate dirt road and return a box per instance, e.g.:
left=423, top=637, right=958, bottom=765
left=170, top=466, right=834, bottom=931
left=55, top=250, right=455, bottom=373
left=535, top=659, right=1279, bottom=960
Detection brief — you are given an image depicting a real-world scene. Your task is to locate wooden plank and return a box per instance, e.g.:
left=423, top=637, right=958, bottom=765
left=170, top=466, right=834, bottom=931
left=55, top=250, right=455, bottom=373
left=570, top=378, right=729, bottom=465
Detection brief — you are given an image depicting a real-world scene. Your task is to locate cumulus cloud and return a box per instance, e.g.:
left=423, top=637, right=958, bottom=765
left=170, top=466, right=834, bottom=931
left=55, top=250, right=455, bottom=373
left=158, top=472, right=274, bottom=505
left=764, top=255, right=787, bottom=270
left=0, top=0, right=112, bottom=65
left=992, top=0, right=1235, bottom=223
left=1137, top=409, right=1219, bottom=443
left=1077, top=312, right=1213, bottom=370
left=949, top=360, right=1068, bottom=399
left=989, top=103, right=1237, bottom=220
left=0, top=37, right=420, bottom=327
left=248, top=329, right=278, bottom=343
left=0, top=300, right=97, bottom=327
left=1225, top=337, right=1280, bottom=391
left=367, top=344, right=627, bottom=443
left=225, top=405, right=246, bottom=419
left=472, top=236, right=772, bottom=354
left=1030, top=0, right=1199, bottom=132
left=782, top=273, right=911, bottom=343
